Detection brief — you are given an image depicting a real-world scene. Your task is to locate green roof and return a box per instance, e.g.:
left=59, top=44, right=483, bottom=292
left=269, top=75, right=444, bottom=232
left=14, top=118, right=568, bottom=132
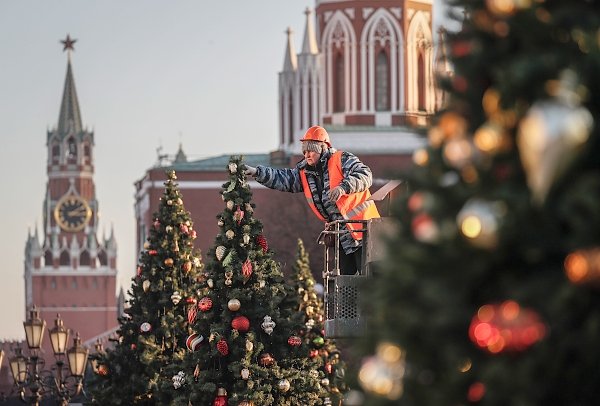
left=162, top=153, right=271, bottom=172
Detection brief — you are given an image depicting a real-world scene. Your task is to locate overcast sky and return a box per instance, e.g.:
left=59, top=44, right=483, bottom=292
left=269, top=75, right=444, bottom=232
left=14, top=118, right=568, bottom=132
left=0, top=1, right=458, bottom=340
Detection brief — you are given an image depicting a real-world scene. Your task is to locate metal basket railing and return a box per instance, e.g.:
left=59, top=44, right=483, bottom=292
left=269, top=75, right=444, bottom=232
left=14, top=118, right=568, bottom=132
left=318, top=217, right=396, bottom=338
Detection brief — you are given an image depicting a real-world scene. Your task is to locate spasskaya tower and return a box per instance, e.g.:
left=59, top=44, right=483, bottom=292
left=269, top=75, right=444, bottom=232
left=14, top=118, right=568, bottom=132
left=23, top=35, right=119, bottom=352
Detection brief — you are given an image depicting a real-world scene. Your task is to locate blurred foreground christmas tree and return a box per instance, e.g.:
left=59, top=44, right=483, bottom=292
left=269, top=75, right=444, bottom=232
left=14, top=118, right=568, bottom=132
left=165, top=156, right=321, bottom=405
left=359, top=1, right=600, bottom=405
left=87, top=171, right=203, bottom=405
left=290, top=239, right=349, bottom=406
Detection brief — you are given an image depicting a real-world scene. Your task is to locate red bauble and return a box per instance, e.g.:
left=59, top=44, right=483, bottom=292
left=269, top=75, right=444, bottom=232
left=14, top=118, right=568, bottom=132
left=287, top=336, right=302, bottom=347
left=148, top=249, right=158, bottom=256
left=182, top=261, right=192, bottom=273
left=451, top=40, right=473, bottom=58
left=259, top=352, right=275, bottom=367
left=213, top=388, right=228, bottom=406
left=97, top=364, right=109, bottom=376
left=467, top=382, right=486, bottom=402
left=153, top=219, right=160, bottom=229
left=180, top=224, right=189, bottom=234
left=198, top=297, right=213, bottom=312
left=468, top=300, right=546, bottom=353
left=309, top=349, right=319, bottom=358
left=231, top=316, right=250, bottom=332
left=256, top=235, right=268, bottom=253
left=216, top=339, right=229, bottom=356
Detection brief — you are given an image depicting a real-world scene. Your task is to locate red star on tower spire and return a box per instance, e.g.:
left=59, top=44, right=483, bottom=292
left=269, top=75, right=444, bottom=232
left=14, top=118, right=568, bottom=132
left=60, top=34, right=77, bottom=52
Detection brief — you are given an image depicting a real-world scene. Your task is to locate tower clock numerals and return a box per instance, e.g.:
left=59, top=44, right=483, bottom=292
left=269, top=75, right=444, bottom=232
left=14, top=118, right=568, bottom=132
left=54, top=195, right=92, bottom=232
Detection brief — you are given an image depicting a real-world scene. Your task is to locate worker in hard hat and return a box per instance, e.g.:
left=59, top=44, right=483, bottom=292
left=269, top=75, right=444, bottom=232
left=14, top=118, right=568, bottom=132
left=244, top=125, right=380, bottom=275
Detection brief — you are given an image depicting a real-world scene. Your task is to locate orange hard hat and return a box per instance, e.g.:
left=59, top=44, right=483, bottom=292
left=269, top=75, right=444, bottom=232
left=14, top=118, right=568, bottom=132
left=300, top=126, right=331, bottom=148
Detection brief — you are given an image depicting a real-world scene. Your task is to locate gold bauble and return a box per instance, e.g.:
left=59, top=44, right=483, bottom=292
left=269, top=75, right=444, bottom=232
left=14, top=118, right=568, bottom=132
left=228, top=299, right=241, bottom=311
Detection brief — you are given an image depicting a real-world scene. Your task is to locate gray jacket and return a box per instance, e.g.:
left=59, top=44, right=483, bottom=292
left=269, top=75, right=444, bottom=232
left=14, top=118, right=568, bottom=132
left=254, top=148, right=373, bottom=254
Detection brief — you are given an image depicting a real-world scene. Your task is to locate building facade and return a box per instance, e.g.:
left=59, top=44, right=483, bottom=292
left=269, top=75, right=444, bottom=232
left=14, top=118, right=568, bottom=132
left=279, top=0, right=441, bottom=157
left=23, top=43, right=119, bottom=359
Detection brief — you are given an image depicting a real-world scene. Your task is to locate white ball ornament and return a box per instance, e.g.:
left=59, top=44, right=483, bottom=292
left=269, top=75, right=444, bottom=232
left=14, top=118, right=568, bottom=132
left=278, top=379, right=291, bottom=392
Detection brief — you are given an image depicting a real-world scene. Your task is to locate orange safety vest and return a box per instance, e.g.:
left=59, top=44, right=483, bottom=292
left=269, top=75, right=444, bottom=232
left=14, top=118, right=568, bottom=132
left=299, top=151, right=380, bottom=240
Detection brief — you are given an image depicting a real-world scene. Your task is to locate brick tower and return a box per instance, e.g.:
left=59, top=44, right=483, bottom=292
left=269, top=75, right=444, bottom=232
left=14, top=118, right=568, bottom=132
left=23, top=35, right=119, bottom=356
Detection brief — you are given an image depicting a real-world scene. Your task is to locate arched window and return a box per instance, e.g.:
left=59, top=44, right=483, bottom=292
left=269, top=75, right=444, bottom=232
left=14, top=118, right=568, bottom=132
left=418, top=53, right=426, bottom=111
left=44, top=250, right=53, bottom=267
left=51, top=143, right=60, bottom=165
left=375, top=50, right=390, bottom=111
left=334, top=53, right=345, bottom=112
left=287, top=94, right=294, bottom=145
left=98, top=250, right=107, bottom=266
left=83, top=143, right=91, bottom=165
left=60, top=251, right=70, bottom=266
left=80, top=250, right=91, bottom=266
left=66, top=137, right=77, bottom=164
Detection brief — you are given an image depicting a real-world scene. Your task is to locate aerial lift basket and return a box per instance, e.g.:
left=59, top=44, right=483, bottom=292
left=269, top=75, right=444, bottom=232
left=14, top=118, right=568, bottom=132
left=319, top=180, right=401, bottom=339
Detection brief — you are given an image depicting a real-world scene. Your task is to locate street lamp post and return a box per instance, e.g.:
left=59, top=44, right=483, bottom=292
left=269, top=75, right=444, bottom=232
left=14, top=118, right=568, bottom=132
left=9, top=307, right=89, bottom=406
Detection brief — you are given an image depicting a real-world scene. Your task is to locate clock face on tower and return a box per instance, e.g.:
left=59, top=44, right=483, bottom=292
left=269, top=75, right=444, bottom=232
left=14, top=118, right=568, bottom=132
left=54, top=195, right=92, bottom=232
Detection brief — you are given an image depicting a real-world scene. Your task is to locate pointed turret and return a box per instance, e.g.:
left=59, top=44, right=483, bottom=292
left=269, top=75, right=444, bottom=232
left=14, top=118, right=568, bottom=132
left=57, top=54, right=83, bottom=135
left=173, top=143, right=187, bottom=163
left=301, top=8, right=319, bottom=55
left=434, top=27, right=452, bottom=77
left=106, top=223, right=118, bottom=252
left=434, top=27, right=452, bottom=110
left=283, top=27, right=298, bottom=72
left=31, top=225, right=42, bottom=256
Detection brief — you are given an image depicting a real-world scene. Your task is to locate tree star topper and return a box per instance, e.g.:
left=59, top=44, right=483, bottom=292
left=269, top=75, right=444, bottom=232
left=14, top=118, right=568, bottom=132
left=61, top=34, right=77, bottom=52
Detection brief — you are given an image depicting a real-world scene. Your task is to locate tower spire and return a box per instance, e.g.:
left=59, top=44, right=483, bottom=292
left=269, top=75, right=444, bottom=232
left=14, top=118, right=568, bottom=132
left=57, top=34, right=83, bottom=135
left=301, top=8, right=319, bottom=54
left=282, top=27, right=298, bottom=72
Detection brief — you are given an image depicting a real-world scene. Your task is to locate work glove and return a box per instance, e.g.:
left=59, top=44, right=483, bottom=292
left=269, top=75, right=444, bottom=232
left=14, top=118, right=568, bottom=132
left=244, top=165, right=257, bottom=177
left=328, top=186, right=346, bottom=202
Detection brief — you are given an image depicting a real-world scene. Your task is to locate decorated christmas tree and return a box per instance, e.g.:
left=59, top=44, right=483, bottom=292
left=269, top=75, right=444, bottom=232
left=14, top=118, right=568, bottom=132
left=87, top=170, right=204, bottom=405
left=166, top=156, right=321, bottom=405
left=359, top=1, right=600, bottom=405
left=289, top=238, right=349, bottom=406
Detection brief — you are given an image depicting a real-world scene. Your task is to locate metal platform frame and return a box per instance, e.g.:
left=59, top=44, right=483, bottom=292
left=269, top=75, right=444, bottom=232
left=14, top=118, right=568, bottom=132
left=319, top=218, right=384, bottom=339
